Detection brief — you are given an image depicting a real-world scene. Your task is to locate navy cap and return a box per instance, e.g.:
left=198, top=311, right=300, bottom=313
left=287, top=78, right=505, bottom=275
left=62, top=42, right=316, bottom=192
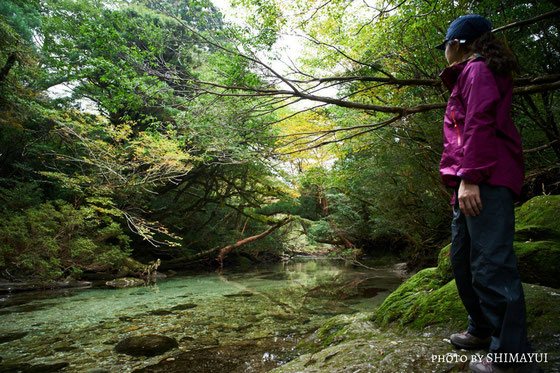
left=435, top=15, right=492, bottom=50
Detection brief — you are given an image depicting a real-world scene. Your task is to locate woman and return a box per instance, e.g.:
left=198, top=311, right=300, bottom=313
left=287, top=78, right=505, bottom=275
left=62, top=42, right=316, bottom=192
left=436, top=15, right=539, bottom=373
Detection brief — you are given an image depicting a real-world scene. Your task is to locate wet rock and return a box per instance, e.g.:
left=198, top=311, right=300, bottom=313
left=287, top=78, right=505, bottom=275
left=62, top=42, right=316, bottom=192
left=223, top=291, right=254, bottom=298
left=170, top=303, right=197, bottom=311
left=105, top=278, right=145, bottom=289
left=0, top=361, right=69, bottom=372
left=134, top=337, right=299, bottom=373
left=151, top=272, right=167, bottom=280
left=358, top=287, right=385, bottom=298
left=148, top=309, right=173, bottom=316
left=0, top=331, right=28, bottom=343
left=52, top=340, right=78, bottom=352
left=12, top=304, right=49, bottom=313
left=197, top=337, right=219, bottom=346
left=0, top=281, right=90, bottom=293
left=115, top=335, right=178, bottom=357
left=258, top=273, right=292, bottom=281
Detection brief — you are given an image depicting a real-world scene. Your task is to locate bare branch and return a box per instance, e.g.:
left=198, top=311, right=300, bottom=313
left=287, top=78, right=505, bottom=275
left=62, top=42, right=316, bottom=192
left=492, top=7, right=560, bottom=33
left=524, top=139, right=560, bottom=154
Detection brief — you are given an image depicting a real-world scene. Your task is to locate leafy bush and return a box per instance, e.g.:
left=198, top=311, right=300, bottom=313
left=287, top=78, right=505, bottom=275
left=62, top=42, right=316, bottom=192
left=0, top=200, right=131, bottom=282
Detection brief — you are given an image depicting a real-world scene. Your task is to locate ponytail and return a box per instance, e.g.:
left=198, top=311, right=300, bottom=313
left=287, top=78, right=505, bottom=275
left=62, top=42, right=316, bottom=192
left=471, top=32, right=519, bottom=77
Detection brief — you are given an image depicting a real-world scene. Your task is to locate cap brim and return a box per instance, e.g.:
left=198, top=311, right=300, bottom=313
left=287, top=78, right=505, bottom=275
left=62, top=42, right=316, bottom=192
left=435, top=40, right=446, bottom=50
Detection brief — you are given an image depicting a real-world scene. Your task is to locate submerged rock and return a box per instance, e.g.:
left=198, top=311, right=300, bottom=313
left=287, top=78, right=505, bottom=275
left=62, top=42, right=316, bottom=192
left=148, top=309, right=174, bottom=316
left=0, top=281, right=91, bottom=293
left=0, top=361, right=69, bottom=372
left=0, top=332, right=28, bottom=344
left=115, top=335, right=178, bottom=357
left=170, top=303, right=197, bottom=311
left=223, top=291, right=254, bottom=298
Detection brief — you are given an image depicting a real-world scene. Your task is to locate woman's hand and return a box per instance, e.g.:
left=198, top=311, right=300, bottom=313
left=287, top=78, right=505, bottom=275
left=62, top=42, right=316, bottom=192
left=458, top=179, right=482, bottom=216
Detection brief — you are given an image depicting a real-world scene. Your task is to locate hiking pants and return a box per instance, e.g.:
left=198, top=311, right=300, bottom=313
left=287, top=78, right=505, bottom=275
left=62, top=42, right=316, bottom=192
left=449, top=183, right=531, bottom=355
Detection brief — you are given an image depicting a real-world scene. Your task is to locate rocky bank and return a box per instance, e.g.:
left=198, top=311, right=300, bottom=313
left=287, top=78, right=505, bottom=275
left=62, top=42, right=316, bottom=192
left=270, top=195, right=560, bottom=373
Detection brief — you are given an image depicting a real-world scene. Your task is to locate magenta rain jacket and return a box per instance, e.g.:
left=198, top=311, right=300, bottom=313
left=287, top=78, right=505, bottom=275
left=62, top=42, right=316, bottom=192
left=439, top=56, right=524, bottom=199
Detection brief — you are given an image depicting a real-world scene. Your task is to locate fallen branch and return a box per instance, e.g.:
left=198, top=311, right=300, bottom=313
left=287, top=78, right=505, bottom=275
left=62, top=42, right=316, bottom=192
left=216, top=217, right=293, bottom=270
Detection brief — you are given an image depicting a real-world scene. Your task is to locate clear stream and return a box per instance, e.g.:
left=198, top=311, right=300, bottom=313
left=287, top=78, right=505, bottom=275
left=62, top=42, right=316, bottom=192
left=0, top=258, right=404, bottom=372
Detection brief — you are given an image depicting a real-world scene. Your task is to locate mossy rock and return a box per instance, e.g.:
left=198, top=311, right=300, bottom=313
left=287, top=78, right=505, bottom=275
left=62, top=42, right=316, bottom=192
left=436, top=244, right=453, bottom=283
left=524, top=283, right=560, bottom=335
left=372, top=267, right=467, bottom=331
left=402, top=279, right=468, bottom=330
left=514, top=241, right=560, bottom=288
left=297, top=313, right=377, bottom=354
left=514, top=195, right=560, bottom=288
left=123, top=257, right=146, bottom=273
left=371, top=267, right=446, bottom=327
left=515, top=195, right=560, bottom=235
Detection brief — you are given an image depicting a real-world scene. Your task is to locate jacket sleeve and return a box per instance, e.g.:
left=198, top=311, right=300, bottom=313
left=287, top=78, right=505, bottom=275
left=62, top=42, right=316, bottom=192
left=457, top=62, right=500, bottom=184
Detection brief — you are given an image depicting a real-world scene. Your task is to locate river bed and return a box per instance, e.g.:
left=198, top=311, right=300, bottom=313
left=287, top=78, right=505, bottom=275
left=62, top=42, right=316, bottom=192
left=0, top=258, right=405, bottom=372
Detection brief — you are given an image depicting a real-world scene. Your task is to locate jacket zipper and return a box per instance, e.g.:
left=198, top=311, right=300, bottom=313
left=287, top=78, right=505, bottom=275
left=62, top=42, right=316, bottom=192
left=451, top=110, right=462, bottom=146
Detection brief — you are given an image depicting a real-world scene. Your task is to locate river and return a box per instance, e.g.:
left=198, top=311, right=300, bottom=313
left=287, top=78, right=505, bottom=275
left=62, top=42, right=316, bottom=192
left=0, top=258, right=405, bottom=372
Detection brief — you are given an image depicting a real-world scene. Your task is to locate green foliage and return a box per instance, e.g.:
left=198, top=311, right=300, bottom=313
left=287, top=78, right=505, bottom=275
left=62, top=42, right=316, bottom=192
left=0, top=200, right=131, bottom=282
left=0, top=0, right=41, bottom=44
left=2, top=0, right=559, bottom=281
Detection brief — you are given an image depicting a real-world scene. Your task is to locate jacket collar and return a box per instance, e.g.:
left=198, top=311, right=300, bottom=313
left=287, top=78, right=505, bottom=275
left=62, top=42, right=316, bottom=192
left=439, top=54, right=485, bottom=91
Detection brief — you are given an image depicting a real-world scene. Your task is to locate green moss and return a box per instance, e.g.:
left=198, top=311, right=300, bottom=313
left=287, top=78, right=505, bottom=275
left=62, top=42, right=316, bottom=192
left=436, top=244, right=453, bottom=283
left=405, top=280, right=468, bottom=330
left=514, top=241, right=560, bottom=288
left=515, top=195, right=560, bottom=234
left=523, top=283, right=560, bottom=334
left=297, top=313, right=377, bottom=353
left=372, top=267, right=445, bottom=327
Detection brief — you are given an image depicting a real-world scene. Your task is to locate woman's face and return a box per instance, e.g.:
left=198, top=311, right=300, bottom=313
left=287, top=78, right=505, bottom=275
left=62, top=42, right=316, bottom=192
left=445, top=39, right=464, bottom=65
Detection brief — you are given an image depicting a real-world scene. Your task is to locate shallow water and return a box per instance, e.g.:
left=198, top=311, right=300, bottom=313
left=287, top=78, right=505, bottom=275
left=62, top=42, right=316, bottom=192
left=0, top=258, right=404, bottom=372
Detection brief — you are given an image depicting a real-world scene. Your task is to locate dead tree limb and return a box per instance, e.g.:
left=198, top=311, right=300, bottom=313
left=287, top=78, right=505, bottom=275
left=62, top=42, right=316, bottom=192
left=216, top=217, right=293, bottom=270
left=492, top=7, right=560, bottom=33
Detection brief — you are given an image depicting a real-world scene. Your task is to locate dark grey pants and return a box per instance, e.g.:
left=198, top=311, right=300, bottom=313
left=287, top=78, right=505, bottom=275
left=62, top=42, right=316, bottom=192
left=450, top=183, right=531, bottom=355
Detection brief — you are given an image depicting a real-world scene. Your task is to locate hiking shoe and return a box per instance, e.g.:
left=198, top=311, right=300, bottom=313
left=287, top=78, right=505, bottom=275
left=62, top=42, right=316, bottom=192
left=450, top=331, right=491, bottom=350
left=469, top=356, right=542, bottom=373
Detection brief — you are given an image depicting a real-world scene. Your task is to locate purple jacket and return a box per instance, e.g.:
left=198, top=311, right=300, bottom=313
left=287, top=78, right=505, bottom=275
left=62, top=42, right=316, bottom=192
left=439, top=56, right=524, bottom=197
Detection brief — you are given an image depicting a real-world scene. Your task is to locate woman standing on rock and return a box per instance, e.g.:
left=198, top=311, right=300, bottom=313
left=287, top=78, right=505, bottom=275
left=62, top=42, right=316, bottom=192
left=436, top=15, right=538, bottom=373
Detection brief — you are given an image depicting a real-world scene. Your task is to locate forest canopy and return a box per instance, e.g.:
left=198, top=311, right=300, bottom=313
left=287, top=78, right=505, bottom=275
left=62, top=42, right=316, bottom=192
left=1, top=0, right=558, bottom=282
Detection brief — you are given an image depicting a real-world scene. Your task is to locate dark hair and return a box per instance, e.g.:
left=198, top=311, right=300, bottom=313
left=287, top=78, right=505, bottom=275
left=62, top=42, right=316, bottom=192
left=470, top=32, right=519, bottom=77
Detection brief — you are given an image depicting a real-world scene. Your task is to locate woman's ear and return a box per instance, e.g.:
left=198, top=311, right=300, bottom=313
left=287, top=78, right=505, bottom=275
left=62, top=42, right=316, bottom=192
left=448, top=39, right=459, bottom=49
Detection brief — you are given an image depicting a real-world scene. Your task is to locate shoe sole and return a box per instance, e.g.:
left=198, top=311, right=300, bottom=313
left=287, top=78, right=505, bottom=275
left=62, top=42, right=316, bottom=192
left=450, top=339, right=490, bottom=350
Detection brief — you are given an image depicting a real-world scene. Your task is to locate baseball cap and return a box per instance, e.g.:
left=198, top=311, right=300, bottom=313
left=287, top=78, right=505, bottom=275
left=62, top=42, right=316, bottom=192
left=435, top=15, right=492, bottom=50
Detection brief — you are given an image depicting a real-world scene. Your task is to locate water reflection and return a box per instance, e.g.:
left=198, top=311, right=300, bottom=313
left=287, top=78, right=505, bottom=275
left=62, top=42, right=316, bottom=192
left=0, top=258, right=403, bottom=372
